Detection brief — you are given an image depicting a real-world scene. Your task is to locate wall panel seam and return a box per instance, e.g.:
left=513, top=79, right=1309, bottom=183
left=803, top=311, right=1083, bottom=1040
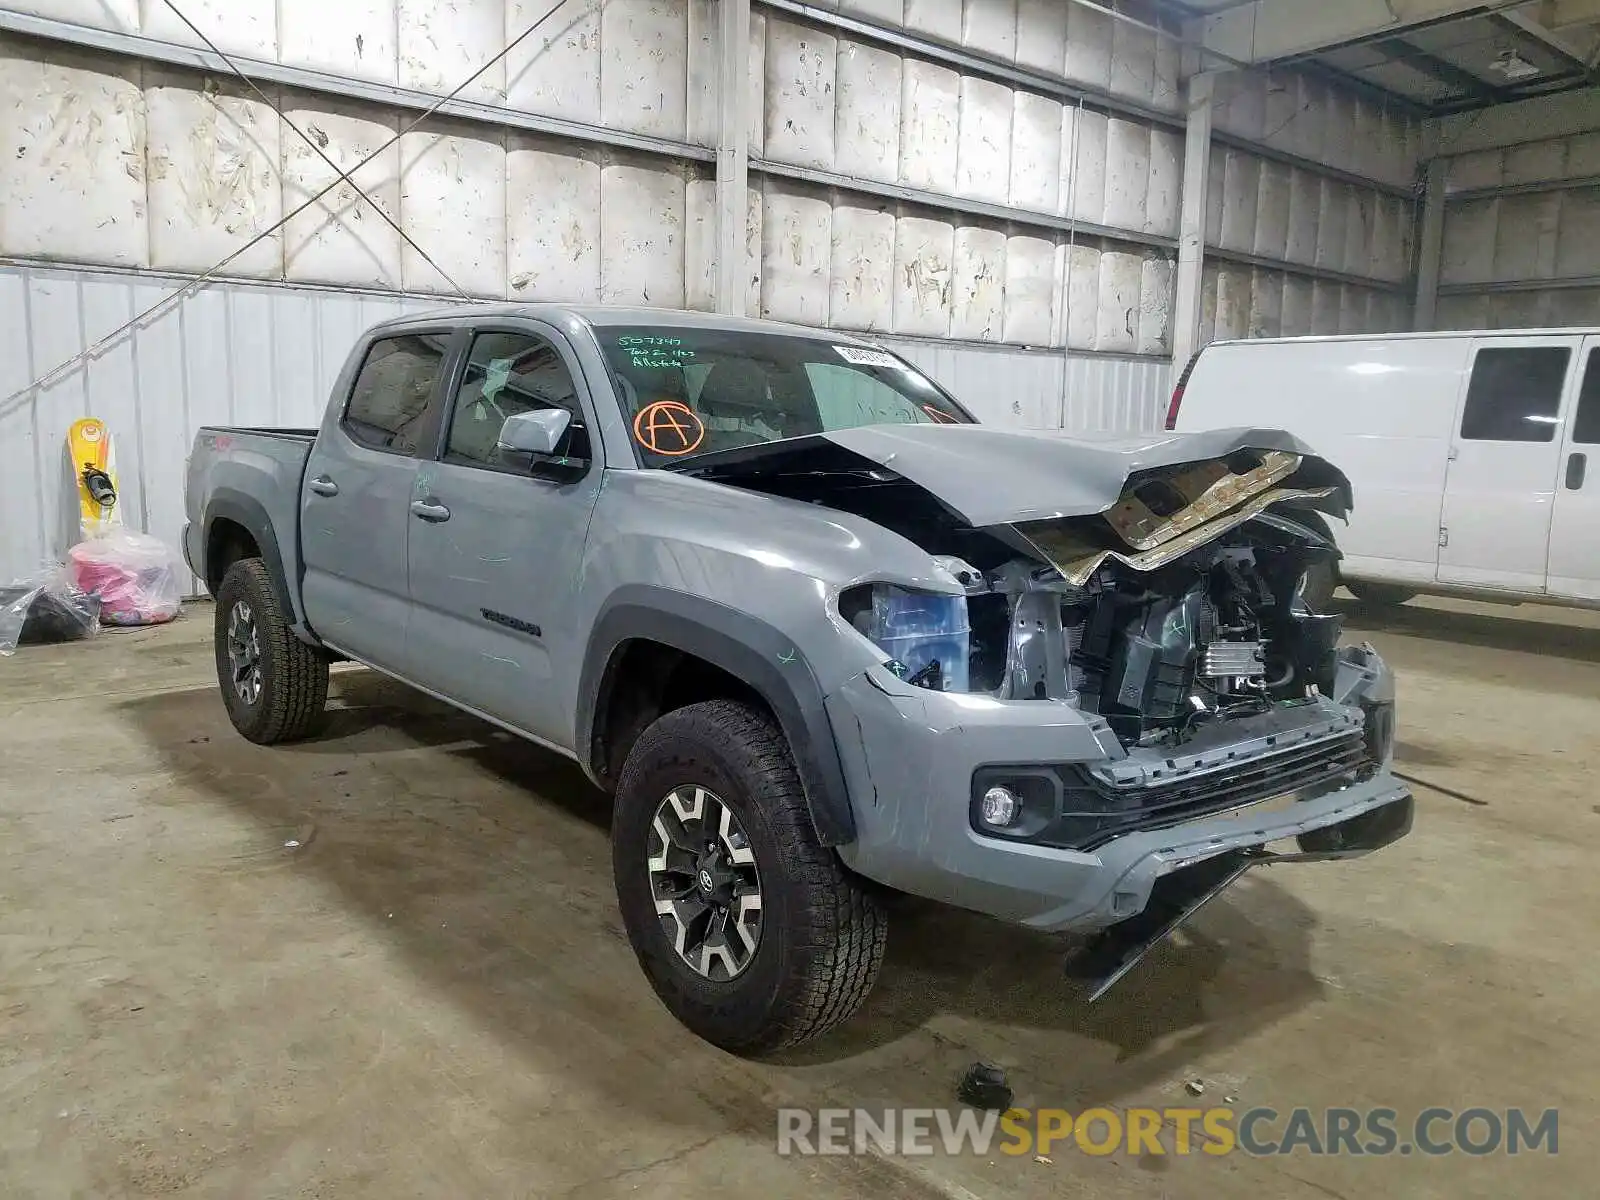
left=756, top=0, right=1416, bottom=200
left=0, top=9, right=716, bottom=163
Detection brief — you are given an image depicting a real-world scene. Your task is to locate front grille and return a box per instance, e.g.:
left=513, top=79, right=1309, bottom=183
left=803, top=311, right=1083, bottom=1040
left=1063, top=729, right=1373, bottom=850
left=971, top=726, right=1376, bottom=853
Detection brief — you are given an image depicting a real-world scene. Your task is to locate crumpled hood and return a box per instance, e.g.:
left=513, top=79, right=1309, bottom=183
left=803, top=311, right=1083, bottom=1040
left=680, top=423, right=1352, bottom=528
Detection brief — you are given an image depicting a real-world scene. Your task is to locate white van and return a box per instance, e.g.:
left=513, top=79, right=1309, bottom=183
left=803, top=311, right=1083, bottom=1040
left=1168, top=330, right=1600, bottom=610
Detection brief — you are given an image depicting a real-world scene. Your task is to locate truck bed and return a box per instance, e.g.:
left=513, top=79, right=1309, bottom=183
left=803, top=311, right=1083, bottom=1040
left=200, top=426, right=319, bottom=440
left=185, top=425, right=319, bottom=610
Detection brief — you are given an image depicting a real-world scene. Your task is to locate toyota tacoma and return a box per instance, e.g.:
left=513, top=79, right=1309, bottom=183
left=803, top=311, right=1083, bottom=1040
left=184, top=304, right=1412, bottom=1054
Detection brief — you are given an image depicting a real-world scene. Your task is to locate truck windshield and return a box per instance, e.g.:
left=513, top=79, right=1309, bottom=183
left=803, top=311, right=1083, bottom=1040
left=597, top=326, right=973, bottom=464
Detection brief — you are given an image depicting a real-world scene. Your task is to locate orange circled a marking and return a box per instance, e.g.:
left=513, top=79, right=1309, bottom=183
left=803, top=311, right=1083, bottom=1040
left=633, top=399, right=706, bottom=457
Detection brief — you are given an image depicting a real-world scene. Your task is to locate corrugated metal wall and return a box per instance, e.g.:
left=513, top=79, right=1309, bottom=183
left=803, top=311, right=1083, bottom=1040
left=0, top=3, right=1189, bottom=355
left=0, top=0, right=1419, bottom=356
left=0, top=260, right=1170, bottom=585
left=748, top=4, right=1183, bottom=354
left=882, top=335, right=1168, bottom=431
left=0, top=0, right=1400, bottom=587
left=1199, top=67, right=1419, bottom=344
left=0, top=22, right=711, bottom=306
left=1059, top=350, right=1168, bottom=430
left=1434, top=131, right=1600, bottom=328
left=0, top=262, right=441, bottom=585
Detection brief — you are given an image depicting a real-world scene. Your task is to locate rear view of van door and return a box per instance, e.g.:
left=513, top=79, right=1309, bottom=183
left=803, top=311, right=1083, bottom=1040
left=1547, top=340, right=1600, bottom=601
left=1437, top=336, right=1581, bottom=593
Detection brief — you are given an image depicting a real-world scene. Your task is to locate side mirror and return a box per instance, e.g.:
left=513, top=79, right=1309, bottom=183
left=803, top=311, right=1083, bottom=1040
left=497, top=408, right=571, bottom=456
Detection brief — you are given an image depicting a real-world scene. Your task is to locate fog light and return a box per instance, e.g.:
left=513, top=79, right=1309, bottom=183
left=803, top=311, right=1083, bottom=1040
left=1363, top=700, right=1396, bottom=763
left=980, top=785, right=1020, bottom=827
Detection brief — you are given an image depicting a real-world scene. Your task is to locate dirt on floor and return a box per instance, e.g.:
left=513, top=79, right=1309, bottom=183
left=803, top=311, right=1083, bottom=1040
left=1, top=594, right=1596, bottom=1198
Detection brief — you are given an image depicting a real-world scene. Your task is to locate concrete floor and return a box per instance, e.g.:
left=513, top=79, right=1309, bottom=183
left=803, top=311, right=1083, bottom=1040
left=1, top=595, right=1596, bottom=1198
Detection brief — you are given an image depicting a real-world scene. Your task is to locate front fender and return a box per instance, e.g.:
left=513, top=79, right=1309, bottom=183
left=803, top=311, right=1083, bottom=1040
left=576, top=585, right=857, bottom=846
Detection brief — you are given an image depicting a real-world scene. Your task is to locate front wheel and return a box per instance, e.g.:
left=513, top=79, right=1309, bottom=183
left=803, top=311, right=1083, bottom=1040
left=611, top=699, right=887, bottom=1054
left=213, top=558, right=329, bottom=744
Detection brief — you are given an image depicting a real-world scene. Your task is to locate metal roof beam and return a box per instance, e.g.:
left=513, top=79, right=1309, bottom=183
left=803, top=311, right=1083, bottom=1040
left=1544, top=0, right=1600, bottom=30
left=1192, top=0, right=1500, bottom=64
left=1496, top=5, right=1600, bottom=70
left=1430, top=84, right=1600, bottom=153
left=1373, top=35, right=1518, bottom=103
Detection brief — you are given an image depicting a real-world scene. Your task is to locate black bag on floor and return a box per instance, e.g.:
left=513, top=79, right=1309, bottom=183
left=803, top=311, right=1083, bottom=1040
left=0, top=572, right=101, bottom=654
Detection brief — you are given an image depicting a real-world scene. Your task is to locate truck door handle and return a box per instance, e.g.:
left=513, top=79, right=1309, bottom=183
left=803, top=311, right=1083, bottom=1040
left=410, top=499, right=451, bottom=523
left=308, top=476, right=339, bottom=497
left=1567, top=451, right=1588, bottom=490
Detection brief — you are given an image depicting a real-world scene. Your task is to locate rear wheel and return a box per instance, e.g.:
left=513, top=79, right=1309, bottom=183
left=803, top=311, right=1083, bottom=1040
left=214, top=558, right=328, bottom=744
left=1346, top=580, right=1417, bottom=607
left=611, top=699, right=887, bottom=1054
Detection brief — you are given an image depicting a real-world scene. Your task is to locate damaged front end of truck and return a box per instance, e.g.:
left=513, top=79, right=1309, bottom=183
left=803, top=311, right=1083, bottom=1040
left=679, top=424, right=1412, bottom=996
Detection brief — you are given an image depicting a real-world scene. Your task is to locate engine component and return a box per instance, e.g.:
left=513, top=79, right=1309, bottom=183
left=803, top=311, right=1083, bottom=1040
left=1073, top=583, right=1211, bottom=744
left=1201, top=640, right=1267, bottom=680
left=1281, top=610, right=1343, bottom=696
left=990, top=560, right=1087, bottom=702
left=1006, top=590, right=1073, bottom=702
left=961, top=505, right=1348, bottom=751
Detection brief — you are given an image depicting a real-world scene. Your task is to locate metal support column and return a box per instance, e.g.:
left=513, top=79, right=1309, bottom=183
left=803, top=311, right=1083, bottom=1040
left=716, top=0, right=752, bottom=316
left=1413, top=157, right=1448, bottom=331
left=1171, top=71, right=1216, bottom=383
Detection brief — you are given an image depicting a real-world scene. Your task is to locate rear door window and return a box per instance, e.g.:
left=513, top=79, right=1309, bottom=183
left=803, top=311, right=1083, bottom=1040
left=1573, top=349, right=1600, bottom=445
left=343, top=333, right=450, bottom=455
left=1459, top=346, right=1570, bottom=443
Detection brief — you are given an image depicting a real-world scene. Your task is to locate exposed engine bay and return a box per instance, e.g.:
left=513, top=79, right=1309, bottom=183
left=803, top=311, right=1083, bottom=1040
left=683, top=432, right=1351, bottom=751
left=953, top=516, right=1342, bottom=748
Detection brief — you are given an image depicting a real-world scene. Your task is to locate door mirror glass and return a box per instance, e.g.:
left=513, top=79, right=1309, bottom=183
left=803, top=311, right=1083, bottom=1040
left=497, top=408, right=571, bottom=456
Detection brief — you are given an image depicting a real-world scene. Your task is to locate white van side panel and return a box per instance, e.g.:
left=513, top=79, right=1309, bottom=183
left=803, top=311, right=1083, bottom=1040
left=1175, top=338, right=1469, bottom=586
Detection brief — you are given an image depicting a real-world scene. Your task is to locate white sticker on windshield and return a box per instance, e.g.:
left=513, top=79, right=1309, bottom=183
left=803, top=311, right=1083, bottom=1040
left=834, top=345, right=906, bottom=369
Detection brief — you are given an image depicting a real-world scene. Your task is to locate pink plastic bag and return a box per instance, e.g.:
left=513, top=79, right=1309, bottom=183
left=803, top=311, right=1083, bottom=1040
left=68, top=531, right=182, bottom=627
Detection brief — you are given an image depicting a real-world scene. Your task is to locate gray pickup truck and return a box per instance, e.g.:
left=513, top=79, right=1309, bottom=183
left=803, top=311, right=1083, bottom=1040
left=184, top=303, right=1412, bottom=1054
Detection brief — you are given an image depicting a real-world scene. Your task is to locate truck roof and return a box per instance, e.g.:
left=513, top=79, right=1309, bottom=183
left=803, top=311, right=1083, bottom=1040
left=367, top=302, right=879, bottom=345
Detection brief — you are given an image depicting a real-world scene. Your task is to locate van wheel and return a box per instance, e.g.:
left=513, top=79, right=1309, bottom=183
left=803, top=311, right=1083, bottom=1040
left=611, top=699, right=887, bottom=1055
left=1347, top=580, right=1416, bottom=607
left=214, top=558, right=329, bottom=744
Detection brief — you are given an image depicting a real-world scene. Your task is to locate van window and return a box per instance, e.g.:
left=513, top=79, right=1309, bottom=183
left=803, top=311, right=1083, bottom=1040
left=1459, top=347, right=1570, bottom=443
left=1574, top=349, right=1600, bottom=445
left=344, top=333, right=449, bottom=455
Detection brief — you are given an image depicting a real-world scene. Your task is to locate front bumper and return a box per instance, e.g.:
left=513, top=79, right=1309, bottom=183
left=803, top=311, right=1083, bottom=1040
left=829, top=654, right=1410, bottom=934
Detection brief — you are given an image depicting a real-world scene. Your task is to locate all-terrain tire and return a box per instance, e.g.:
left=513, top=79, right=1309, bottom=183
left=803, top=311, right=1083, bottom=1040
left=1346, top=580, right=1417, bottom=607
left=214, top=558, right=329, bottom=744
left=611, top=699, right=887, bottom=1055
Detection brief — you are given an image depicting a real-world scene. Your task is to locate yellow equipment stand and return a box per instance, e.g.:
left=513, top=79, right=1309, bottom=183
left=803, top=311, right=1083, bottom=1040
left=67, top=417, right=122, bottom=540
